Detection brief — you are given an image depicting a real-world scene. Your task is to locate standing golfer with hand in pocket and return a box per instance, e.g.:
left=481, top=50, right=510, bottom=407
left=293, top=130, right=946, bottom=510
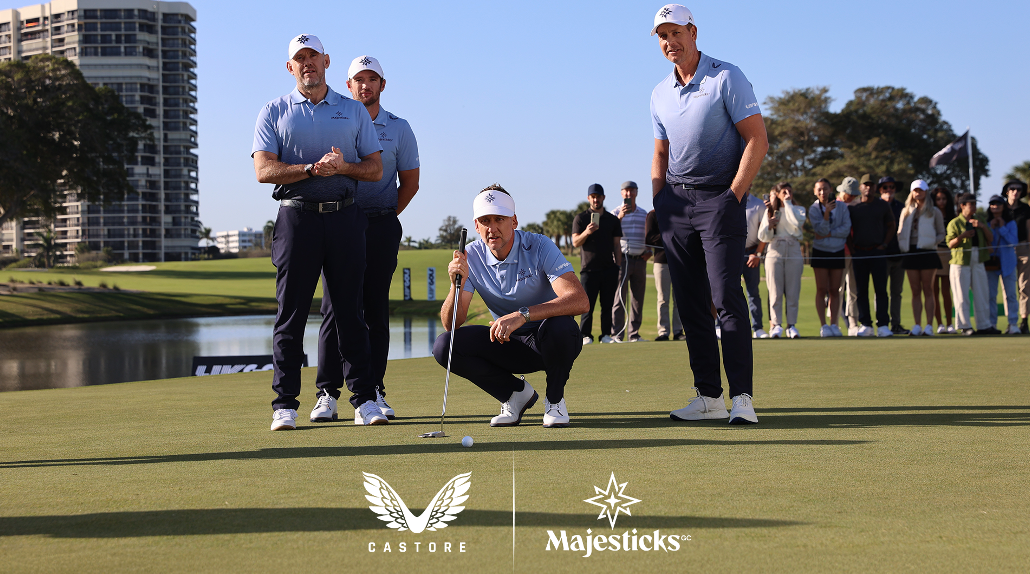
left=649, top=5, right=768, bottom=424
left=432, top=185, right=589, bottom=428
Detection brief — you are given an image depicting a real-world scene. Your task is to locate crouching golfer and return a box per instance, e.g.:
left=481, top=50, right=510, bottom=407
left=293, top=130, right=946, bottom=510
left=433, top=184, right=590, bottom=428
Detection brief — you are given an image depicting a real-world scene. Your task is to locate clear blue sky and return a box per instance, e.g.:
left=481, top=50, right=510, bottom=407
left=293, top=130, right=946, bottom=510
left=10, top=0, right=1029, bottom=240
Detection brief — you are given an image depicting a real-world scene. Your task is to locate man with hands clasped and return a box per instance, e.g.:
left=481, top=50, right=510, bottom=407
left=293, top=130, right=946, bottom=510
left=432, top=185, right=590, bottom=428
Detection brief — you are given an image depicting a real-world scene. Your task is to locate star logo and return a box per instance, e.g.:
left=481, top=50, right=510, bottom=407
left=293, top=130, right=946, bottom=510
left=360, top=56, right=372, bottom=66
left=484, top=193, right=495, bottom=203
left=659, top=7, right=672, bottom=18
left=584, top=472, right=640, bottom=529
left=298, top=35, right=309, bottom=44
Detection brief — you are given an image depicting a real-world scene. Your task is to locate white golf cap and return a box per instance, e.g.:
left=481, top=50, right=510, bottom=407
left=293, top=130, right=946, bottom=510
left=651, top=4, right=695, bottom=36
left=473, top=190, right=516, bottom=220
left=348, top=55, right=385, bottom=79
left=288, top=34, right=324, bottom=60
left=910, top=179, right=929, bottom=192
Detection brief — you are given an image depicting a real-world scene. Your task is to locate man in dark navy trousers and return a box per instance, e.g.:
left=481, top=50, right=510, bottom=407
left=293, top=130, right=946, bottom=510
left=649, top=5, right=768, bottom=424
left=314, top=55, right=420, bottom=422
left=252, top=34, right=387, bottom=431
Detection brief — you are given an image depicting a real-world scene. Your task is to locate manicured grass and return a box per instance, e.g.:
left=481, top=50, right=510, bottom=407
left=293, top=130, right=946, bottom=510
left=0, top=338, right=1027, bottom=572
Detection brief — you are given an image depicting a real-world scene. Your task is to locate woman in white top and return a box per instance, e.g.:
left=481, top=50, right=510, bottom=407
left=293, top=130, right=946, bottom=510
left=897, top=179, right=946, bottom=336
left=758, top=182, right=807, bottom=338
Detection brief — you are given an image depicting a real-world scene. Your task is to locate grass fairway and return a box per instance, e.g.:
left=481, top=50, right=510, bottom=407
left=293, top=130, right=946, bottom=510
left=1, top=338, right=1028, bottom=573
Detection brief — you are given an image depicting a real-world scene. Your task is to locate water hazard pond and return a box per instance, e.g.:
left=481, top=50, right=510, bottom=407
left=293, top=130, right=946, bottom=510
left=0, top=315, right=438, bottom=392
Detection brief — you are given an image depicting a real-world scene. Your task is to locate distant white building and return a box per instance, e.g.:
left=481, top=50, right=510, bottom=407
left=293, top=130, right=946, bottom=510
left=215, top=228, right=262, bottom=253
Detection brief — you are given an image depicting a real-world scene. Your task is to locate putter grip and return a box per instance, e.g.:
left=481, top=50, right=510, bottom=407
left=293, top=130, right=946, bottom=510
left=455, top=228, right=468, bottom=286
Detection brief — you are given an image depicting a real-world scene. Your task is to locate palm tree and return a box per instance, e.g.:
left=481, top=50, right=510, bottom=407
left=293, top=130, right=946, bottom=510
left=404, top=235, right=414, bottom=248
left=198, top=226, right=213, bottom=248
left=263, top=220, right=275, bottom=249
left=34, top=226, right=58, bottom=269
left=1005, top=161, right=1030, bottom=186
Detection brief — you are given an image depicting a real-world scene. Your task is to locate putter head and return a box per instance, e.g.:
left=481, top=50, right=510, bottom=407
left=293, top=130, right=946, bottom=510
left=418, top=431, right=447, bottom=438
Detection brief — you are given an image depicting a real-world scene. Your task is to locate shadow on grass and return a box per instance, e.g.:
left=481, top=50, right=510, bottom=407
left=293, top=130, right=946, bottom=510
left=761, top=407, right=1030, bottom=429
left=0, top=508, right=802, bottom=538
left=0, top=438, right=867, bottom=469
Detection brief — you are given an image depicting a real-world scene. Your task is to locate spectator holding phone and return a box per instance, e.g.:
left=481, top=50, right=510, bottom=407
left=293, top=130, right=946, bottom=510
left=808, top=178, right=851, bottom=337
left=758, top=182, right=806, bottom=338
left=897, top=180, right=946, bottom=336
left=572, top=184, right=623, bottom=345
left=931, top=187, right=957, bottom=334
left=947, top=194, right=993, bottom=335
left=985, top=195, right=1020, bottom=334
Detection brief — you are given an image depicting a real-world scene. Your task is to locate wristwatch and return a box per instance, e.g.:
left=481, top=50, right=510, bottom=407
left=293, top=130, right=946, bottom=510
left=304, top=163, right=314, bottom=178
left=518, top=306, right=531, bottom=322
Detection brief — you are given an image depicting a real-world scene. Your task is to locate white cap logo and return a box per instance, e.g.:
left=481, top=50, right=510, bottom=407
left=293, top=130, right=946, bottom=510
left=651, top=4, right=695, bottom=36
left=288, top=34, right=324, bottom=59
left=473, top=191, right=516, bottom=219
left=348, top=55, right=386, bottom=80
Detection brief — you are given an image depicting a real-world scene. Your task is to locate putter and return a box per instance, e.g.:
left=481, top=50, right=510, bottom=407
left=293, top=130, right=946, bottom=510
left=419, top=227, right=468, bottom=439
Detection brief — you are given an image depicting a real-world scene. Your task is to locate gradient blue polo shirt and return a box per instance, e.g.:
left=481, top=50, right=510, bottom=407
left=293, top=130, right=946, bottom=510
left=252, top=86, right=382, bottom=202
left=462, top=231, right=573, bottom=320
left=650, top=52, right=761, bottom=188
left=354, top=108, right=420, bottom=214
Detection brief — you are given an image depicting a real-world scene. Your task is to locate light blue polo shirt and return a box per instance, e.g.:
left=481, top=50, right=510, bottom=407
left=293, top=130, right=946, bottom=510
left=354, top=108, right=420, bottom=214
left=462, top=231, right=574, bottom=320
left=252, top=86, right=382, bottom=202
left=650, top=52, right=761, bottom=188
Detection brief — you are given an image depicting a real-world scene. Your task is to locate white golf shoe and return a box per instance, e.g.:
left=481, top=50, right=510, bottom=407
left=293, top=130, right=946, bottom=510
left=729, top=394, right=758, bottom=424
left=856, top=326, right=874, bottom=337
left=600, top=335, right=614, bottom=344
left=542, top=398, right=570, bottom=428
left=375, top=390, right=395, bottom=419
left=582, top=336, right=593, bottom=345
left=769, top=325, right=783, bottom=338
left=753, top=328, right=769, bottom=339
left=310, top=393, right=337, bottom=422
left=354, top=400, right=389, bottom=425
left=490, top=377, right=538, bottom=427
left=830, top=324, right=843, bottom=337
left=670, top=387, right=729, bottom=421
left=876, top=325, right=893, bottom=337
left=820, top=325, right=833, bottom=337
left=909, top=324, right=923, bottom=336
left=786, top=325, right=800, bottom=339
left=271, top=408, right=297, bottom=431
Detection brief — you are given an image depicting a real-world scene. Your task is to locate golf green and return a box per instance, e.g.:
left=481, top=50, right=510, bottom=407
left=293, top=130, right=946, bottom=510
left=1, top=337, right=1027, bottom=572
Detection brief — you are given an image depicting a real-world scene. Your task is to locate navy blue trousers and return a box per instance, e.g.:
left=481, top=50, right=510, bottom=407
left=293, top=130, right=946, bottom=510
left=852, top=251, right=889, bottom=327
left=432, top=316, right=583, bottom=404
left=578, top=266, right=618, bottom=339
left=270, top=204, right=375, bottom=411
left=654, top=185, right=753, bottom=399
left=316, top=212, right=402, bottom=397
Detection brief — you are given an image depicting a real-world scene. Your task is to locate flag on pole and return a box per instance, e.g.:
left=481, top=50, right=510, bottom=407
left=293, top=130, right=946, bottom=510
left=929, top=130, right=969, bottom=167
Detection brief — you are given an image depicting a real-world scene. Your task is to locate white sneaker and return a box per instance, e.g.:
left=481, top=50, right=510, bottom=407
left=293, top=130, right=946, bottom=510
left=490, top=377, right=538, bottom=426
left=729, top=394, right=758, bottom=424
left=753, top=328, right=769, bottom=339
left=937, top=324, right=947, bottom=334
left=946, top=325, right=957, bottom=334
left=310, top=393, right=337, bottom=422
left=271, top=408, right=297, bottom=431
left=820, top=325, right=833, bottom=337
left=876, top=325, right=893, bottom=337
left=830, top=324, right=843, bottom=337
left=857, top=326, right=874, bottom=337
left=848, top=325, right=861, bottom=336
left=1007, top=325, right=1022, bottom=335
left=769, top=325, right=783, bottom=338
left=670, top=387, right=729, bottom=421
left=542, top=398, right=570, bottom=428
left=715, top=326, right=722, bottom=339
left=922, top=326, right=934, bottom=336
left=909, top=324, right=923, bottom=336
left=582, top=336, right=593, bottom=345
left=376, top=390, right=395, bottom=419
left=786, top=326, right=800, bottom=339
left=600, top=335, right=616, bottom=344
left=354, top=400, right=389, bottom=425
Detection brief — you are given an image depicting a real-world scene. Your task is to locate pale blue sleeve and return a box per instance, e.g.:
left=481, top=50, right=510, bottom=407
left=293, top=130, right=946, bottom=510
left=651, top=92, right=668, bottom=140
left=354, top=109, right=384, bottom=158
left=539, top=236, right=574, bottom=282
left=830, top=203, right=852, bottom=239
left=251, top=104, right=280, bottom=157
left=395, top=120, right=420, bottom=171
left=723, top=66, right=761, bottom=124
left=462, top=276, right=476, bottom=295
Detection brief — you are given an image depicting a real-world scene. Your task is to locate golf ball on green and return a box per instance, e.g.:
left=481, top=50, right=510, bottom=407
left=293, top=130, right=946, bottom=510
left=461, top=436, right=473, bottom=447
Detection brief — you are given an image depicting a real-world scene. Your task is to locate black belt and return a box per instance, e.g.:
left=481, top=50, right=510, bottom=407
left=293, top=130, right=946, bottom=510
left=673, top=183, right=728, bottom=191
left=280, top=198, right=354, bottom=212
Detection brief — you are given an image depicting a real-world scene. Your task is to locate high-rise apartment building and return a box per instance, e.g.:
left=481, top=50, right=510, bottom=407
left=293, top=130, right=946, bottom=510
left=0, top=0, right=198, bottom=262
left=215, top=228, right=263, bottom=254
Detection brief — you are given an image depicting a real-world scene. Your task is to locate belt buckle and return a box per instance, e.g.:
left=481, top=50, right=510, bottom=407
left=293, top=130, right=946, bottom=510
left=318, top=202, right=333, bottom=213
